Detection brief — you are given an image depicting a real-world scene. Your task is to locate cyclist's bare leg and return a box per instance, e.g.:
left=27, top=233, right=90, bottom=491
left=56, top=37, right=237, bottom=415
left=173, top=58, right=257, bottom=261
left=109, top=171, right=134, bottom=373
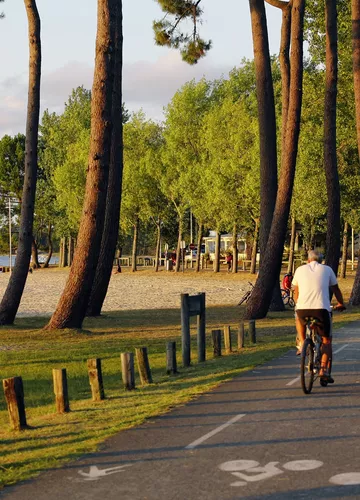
left=295, top=316, right=306, bottom=346
left=320, top=336, right=332, bottom=376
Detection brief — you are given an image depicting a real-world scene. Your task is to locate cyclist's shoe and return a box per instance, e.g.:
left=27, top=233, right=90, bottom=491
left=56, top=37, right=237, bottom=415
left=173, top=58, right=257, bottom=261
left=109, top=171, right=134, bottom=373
left=320, top=374, right=334, bottom=384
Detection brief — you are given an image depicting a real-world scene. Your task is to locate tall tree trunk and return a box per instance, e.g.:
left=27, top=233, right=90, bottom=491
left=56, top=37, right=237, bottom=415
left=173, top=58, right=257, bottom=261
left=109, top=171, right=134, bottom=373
left=287, top=216, right=296, bottom=273
left=154, top=221, right=161, bottom=272
left=175, top=215, right=183, bottom=273
left=324, top=0, right=340, bottom=275
left=259, top=0, right=291, bottom=312
left=87, top=3, right=123, bottom=315
left=131, top=219, right=139, bottom=272
left=31, top=237, right=40, bottom=269
left=349, top=1, right=360, bottom=305
left=249, top=0, right=278, bottom=258
left=309, top=222, right=315, bottom=250
left=246, top=0, right=305, bottom=319
left=195, top=221, right=203, bottom=272
left=213, top=231, right=221, bottom=273
left=42, top=221, right=53, bottom=268
left=232, top=223, right=238, bottom=274
left=250, top=218, right=259, bottom=274
left=340, top=221, right=349, bottom=279
left=46, top=0, right=116, bottom=329
left=0, top=0, right=41, bottom=325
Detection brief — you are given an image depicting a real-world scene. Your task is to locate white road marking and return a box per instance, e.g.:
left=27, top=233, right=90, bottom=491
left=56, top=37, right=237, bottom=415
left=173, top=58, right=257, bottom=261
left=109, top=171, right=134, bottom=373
left=282, top=460, right=323, bottom=471
left=286, top=376, right=300, bottom=387
left=333, top=344, right=349, bottom=354
left=185, top=414, right=246, bottom=449
left=77, top=464, right=132, bottom=481
left=329, top=472, right=360, bottom=485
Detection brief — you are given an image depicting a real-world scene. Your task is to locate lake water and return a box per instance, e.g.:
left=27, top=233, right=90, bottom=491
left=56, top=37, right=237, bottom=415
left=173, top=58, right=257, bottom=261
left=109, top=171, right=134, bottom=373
left=0, top=255, right=59, bottom=266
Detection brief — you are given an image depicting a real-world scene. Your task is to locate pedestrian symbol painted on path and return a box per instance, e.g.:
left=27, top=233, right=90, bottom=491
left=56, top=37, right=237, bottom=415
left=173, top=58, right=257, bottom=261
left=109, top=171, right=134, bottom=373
left=77, top=464, right=132, bottom=481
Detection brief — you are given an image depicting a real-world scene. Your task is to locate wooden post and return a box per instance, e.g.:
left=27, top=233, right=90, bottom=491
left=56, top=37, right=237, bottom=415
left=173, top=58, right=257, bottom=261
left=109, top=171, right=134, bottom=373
left=181, top=293, right=191, bottom=367
left=52, top=368, right=70, bottom=413
left=166, top=341, right=178, bottom=374
left=68, top=237, right=75, bottom=266
left=224, top=325, right=232, bottom=354
left=121, top=352, right=135, bottom=390
left=197, top=292, right=206, bottom=362
left=59, top=237, right=64, bottom=267
left=2, top=377, right=28, bottom=430
left=87, top=358, right=105, bottom=401
left=249, top=320, right=256, bottom=344
left=212, top=329, right=222, bottom=357
left=135, top=347, right=153, bottom=385
left=238, top=322, right=245, bottom=349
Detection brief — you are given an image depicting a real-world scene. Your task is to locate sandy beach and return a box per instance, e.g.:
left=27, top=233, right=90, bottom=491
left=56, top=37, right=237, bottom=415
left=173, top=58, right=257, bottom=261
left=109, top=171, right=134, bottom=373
left=0, top=268, right=252, bottom=317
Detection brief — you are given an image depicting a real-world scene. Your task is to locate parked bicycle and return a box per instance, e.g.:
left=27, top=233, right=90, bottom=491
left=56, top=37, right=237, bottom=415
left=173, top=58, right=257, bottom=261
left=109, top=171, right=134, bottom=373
left=300, top=306, right=345, bottom=395
left=237, top=282, right=254, bottom=306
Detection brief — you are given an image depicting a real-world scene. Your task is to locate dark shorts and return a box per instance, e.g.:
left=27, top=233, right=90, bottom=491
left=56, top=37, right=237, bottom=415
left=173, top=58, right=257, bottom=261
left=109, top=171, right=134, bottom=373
left=296, top=309, right=332, bottom=337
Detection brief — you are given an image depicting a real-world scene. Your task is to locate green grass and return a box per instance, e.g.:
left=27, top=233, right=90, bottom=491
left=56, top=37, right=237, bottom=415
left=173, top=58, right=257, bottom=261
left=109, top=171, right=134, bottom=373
left=0, top=303, right=359, bottom=488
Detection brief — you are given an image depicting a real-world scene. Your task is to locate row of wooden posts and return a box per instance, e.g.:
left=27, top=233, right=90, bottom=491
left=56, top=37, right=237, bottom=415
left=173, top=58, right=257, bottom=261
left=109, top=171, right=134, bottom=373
left=2, top=320, right=256, bottom=432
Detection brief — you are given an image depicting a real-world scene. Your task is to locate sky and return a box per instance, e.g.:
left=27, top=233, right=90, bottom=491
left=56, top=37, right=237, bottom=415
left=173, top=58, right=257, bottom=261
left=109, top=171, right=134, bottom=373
left=0, top=1, right=282, bottom=137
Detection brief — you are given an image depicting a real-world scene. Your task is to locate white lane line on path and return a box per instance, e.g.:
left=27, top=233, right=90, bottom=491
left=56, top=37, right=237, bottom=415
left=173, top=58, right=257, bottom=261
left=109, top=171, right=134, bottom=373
left=286, top=344, right=351, bottom=387
left=286, top=376, right=300, bottom=387
left=185, top=414, right=246, bottom=450
left=333, top=344, right=349, bottom=355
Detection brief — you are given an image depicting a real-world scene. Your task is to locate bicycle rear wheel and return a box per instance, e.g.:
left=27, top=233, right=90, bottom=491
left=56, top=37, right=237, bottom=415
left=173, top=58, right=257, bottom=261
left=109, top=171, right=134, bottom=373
left=301, top=339, right=315, bottom=394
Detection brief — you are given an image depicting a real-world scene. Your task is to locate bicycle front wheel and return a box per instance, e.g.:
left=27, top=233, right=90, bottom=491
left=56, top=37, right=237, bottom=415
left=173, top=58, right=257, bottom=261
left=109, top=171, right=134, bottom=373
left=301, top=339, right=315, bottom=395
left=281, top=289, right=289, bottom=305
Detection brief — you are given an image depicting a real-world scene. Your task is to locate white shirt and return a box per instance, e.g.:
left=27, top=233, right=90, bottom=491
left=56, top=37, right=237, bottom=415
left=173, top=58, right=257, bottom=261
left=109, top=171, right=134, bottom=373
left=292, top=261, right=337, bottom=311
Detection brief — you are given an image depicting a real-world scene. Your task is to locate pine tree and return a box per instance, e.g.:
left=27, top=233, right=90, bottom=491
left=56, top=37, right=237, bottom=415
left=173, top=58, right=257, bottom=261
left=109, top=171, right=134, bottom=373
left=153, top=0, right=211, bottom=64
left=0, top=0, right=41, bottom=325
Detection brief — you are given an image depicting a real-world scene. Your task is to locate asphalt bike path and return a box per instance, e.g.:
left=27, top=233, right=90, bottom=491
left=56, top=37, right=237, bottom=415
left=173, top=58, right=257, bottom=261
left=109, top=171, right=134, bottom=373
left=2, top=322, right=360, bottom=500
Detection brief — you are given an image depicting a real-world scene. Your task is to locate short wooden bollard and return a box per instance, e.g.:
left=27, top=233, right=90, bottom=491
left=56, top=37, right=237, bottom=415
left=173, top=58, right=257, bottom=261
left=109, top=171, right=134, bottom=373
left=87, top=358, right=105, bottom=401
left=2, top=376, right=28, bottom=430
left=249, top=320, right=256, bottom=344
left=135, top=347, right=153, bottom=385
left=212, top=329, right=222, bottom=357
left=224, top=325, right=232, bottom=354
left=238, top=322, right=245, bottom=349
left=166, top=341, right=178, bottom=374
left=121, top=352, right=135, bottom=390
left=52, top=368, right=70, bottom=414
left=181, top=293, right=191, bottom=367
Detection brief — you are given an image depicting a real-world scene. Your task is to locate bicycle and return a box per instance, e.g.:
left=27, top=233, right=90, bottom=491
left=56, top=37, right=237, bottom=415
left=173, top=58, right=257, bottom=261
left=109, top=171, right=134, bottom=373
left=300, top=306, right=345, bottom=395
left=237, top=282, right=254, bottom=306
left=281, top=288, right=295, bottom=308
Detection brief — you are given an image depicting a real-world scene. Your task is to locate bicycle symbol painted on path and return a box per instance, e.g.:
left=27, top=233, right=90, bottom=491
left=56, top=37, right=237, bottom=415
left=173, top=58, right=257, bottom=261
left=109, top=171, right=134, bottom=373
left=219, top=459, right=323, bottom=487
left=219, top=459, right=360, bottom=488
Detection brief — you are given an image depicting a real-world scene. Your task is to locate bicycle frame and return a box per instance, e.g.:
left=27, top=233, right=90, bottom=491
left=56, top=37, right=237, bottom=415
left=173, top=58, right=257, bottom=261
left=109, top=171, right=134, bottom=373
left=305, top=320, right=322, bottom=374
left=300, top=318, right=323, bottom=394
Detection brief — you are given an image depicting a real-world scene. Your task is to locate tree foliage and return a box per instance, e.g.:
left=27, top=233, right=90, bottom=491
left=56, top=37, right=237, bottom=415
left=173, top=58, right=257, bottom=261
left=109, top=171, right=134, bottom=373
left=153, top=0, right=211, bottom=64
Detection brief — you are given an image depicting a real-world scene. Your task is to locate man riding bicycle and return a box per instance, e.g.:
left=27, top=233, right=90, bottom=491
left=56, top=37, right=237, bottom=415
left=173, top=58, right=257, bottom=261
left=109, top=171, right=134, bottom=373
left=292, top=249, right=345, bottom=384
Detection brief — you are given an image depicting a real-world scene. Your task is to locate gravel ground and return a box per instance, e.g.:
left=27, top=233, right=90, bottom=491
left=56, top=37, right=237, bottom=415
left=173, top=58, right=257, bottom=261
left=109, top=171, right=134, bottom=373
left=0, top=267, right=253, bottom=317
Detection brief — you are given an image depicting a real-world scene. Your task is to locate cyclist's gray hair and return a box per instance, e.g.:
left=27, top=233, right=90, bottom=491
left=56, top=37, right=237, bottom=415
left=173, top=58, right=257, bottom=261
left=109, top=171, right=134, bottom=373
left=308, top=249, right=321, bottom=262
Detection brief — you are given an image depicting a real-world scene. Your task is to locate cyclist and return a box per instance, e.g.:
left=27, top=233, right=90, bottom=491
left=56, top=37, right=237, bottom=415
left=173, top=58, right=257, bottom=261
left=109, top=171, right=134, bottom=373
left=282, top=271, right=293, bottom=293
left=292, top=249, right=345, bottom=384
